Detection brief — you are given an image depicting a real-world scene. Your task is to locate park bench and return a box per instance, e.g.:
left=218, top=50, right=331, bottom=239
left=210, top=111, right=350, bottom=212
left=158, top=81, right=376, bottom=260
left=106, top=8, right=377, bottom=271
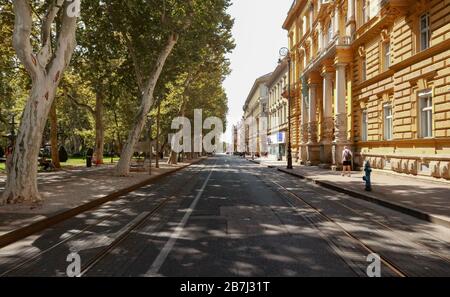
left=38, top=158, right=54, bottom=171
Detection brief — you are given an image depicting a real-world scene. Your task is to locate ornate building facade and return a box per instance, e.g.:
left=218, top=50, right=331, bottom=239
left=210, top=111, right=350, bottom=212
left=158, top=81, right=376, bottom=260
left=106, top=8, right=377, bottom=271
left=283, top=0, right=450, bottom=180
left=243, top=73, right=271, bottom=156
left=267, top=59, right=289, bottom=160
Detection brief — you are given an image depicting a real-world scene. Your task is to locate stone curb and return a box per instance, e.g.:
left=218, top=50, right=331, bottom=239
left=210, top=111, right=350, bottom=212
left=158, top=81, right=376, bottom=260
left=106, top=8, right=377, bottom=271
left=246, top=158, right=450, bottom=228
left=277, top=167, right=450, bottom=228
left=0, top=157, right=206, bottom=249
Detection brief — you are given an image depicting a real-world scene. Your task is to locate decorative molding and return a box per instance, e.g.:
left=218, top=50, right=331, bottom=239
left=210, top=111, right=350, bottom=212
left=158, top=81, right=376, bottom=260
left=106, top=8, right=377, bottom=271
left=409, top=70, right=437, bottom=88
left=380, top=29, right=390, bottom=42
left=359, top=97, right=369, bottom=110
left=358, top=45, right=365, bottom=57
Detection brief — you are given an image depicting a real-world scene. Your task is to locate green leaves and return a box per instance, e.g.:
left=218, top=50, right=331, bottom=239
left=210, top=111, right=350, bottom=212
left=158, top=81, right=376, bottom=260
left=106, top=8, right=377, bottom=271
left=0, top=0, right=234, bottom=153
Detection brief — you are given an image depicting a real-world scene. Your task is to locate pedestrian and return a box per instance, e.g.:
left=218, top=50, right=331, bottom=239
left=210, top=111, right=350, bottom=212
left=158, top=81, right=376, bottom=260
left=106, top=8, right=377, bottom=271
left=342, top=146, right=353, bottom=177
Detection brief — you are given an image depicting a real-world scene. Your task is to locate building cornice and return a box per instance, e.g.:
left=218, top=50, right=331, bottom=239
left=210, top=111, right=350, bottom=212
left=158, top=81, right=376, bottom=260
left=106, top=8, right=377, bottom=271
left=266, top=59, right=288, bottom=89
left=243, top=73, right=272, bottom=112
left=283, top=0, right=308, bottom=30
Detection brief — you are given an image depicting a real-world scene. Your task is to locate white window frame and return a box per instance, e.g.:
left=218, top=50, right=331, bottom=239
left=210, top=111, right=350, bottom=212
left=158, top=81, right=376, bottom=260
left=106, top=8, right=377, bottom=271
left=420, top=13, right=430, bottom=51
left=383, top=42, right=391, bottom=70
left=419, top=90, right=433, bottom=138
left=383, top=104, right=393, bottom=140
left=361, top=58, right=367, bottom=81
left=361, top=110, right=368, bottom=142
left=362, top=0, right=369, bottom=24
left=327, top=23, right=333, bottom=43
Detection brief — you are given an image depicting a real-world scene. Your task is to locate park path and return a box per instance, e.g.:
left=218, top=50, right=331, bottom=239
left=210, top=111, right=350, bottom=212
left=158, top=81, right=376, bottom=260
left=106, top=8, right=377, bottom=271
left=0, top=158, right=201, bottom=238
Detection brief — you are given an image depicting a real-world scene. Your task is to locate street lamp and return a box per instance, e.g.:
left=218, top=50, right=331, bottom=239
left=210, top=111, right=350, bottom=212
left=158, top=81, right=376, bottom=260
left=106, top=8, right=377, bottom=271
left=146, top=115, right=153, bottom=175
left=279, top=47, right=293, bottom=170
left=110, top=140, right=115, bottom=164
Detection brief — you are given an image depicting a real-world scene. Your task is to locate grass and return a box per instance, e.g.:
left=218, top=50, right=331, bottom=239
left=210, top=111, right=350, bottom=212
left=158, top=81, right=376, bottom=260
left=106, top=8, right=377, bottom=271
left=60, top=156, right=121, bottom=168
left=0, top=156, right=122, bottom=173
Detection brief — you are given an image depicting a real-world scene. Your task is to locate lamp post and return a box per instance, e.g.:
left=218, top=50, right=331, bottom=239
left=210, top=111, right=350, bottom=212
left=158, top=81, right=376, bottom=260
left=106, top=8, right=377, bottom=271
left=111, top=140, right=115, bottom=164
left=279, top=47, right=293, bottom=170
left=156, top=102, right=160, bottom=169
left=146, top=115, right=152, bottom=175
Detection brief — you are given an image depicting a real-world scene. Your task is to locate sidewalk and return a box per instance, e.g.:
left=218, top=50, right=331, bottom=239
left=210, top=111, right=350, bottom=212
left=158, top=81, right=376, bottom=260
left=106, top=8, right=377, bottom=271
left=0, top=158, right=204, bottom=246
left=247, top=157, right=450, bottom=228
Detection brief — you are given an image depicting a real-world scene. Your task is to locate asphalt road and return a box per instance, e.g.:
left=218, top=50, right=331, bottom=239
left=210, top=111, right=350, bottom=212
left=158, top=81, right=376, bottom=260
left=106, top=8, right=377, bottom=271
left=0, top=155, right=449, bottom=277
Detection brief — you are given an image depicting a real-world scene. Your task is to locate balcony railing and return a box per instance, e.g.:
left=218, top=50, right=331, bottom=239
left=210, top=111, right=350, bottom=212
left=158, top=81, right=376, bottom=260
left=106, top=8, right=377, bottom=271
left=337, top=35, right=353, bottom=46
left=317, top=0, right=331, bottom=18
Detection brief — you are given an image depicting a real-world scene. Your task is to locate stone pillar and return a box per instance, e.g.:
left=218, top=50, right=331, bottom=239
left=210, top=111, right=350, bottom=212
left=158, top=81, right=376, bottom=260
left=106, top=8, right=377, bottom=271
left=318, top=23, right=323, bottom=53
left=307, top=73, right=321, bottom=166
left=320, top=71, right=334, bottom=166
left=334, top=5, right=340, bottom=36
left=308, top=83, right=318, bottom=145
left=346, top=0, right=356, bottom=37
left=332, top=63, right=349, bottom=169
left=300, top=82, right=309, bottom=165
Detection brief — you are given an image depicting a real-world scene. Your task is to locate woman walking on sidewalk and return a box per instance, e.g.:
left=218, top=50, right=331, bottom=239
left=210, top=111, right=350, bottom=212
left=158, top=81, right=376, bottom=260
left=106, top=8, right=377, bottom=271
left=342, top=146, right=353, bottom=177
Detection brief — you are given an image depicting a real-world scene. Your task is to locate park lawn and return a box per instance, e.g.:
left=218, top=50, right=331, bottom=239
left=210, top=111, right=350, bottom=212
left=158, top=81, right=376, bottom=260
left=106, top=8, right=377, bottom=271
left=60, top=156, right=121, bottom=168
left=0, top=157, right=124, bottom=173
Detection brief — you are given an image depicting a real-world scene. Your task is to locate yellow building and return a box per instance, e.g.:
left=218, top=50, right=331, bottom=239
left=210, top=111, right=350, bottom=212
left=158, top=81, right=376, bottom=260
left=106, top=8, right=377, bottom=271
left=283, top=0, right=450, bottom=180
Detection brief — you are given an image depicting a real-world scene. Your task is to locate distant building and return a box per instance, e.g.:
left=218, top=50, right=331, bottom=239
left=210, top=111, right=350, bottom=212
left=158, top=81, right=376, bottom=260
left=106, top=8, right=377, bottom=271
left=266, top=58, right=289, bottom=160
left=232, top=124, right=238, bottom=153
left=243, top=73, right=272, bottom=156
left=236, top=119, right=246, bottom=153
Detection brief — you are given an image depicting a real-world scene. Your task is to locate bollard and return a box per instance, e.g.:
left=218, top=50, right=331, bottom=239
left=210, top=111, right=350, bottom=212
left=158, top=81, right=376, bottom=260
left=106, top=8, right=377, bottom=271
left=362, top=160, right=372, bottom=191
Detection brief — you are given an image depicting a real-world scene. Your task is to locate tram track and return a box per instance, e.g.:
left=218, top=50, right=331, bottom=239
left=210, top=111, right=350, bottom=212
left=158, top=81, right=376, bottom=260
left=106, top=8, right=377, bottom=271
left=255, top=172, right=408, bottom=277
left=0, top=161, right=209, bottom=276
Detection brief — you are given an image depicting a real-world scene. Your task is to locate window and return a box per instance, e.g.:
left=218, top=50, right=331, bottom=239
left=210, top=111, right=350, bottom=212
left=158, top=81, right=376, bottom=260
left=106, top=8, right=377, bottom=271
left=384, top=104, right=393, bottom=140
left=383, top=42, right=391, bottom=70
left=419, top=91, right=433, bottom=138
left=362, top=0, right=369, bottom=24
left=362, top=110, right=368, bottom=142
left=327, top=23, right=333, bottom=42
left=361, top=58, right=367, bottom=81
left=420, top=13, right=430, bottom=51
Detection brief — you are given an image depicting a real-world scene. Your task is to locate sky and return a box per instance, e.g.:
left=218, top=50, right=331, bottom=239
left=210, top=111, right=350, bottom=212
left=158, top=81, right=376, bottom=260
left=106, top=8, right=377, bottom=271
left=223, top=0, right=293, bottom=142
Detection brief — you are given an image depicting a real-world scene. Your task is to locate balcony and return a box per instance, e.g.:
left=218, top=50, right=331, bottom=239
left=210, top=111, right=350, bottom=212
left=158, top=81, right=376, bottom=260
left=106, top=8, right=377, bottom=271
left=317, top=0, right=331, bottom=19
left=380, top=0, right=410, bottom=13
left=336, top=35, right=353, bottom=46
left=353, top=0, right=411, bottom=47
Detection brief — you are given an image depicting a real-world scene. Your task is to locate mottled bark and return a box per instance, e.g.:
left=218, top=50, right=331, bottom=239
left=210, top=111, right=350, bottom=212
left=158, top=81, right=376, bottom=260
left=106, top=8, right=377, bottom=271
left=116, top=33, right=179, bottom=176
left=2, top=0, right=78, bottom=204
left=66, top=89, right=104, bottom=164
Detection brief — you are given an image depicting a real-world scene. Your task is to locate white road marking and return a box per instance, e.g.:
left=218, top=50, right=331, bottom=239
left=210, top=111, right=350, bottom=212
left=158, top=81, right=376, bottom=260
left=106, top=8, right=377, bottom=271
left=145, top=163, right=216, bottom=276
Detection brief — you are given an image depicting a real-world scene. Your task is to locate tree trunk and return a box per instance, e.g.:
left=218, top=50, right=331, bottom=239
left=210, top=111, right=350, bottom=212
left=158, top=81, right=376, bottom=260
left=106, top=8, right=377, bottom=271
left=2, top=81, right=56, bottom=204
left=167, top=150, right=177, bottom=165
left=49, top=100, right=60, bottom=168
left=2, top=0, right=78, bottom=204
left=93, top=91, right=104, bottom=165
left=116, top=33, right=179, bottom=176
